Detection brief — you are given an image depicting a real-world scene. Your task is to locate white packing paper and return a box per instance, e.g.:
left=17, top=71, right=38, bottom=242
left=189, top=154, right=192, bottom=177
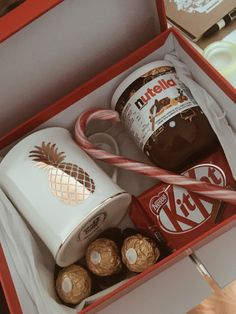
left=165, top=53, right=236, bottom=179
left=0, top=189, right=75, bottom=314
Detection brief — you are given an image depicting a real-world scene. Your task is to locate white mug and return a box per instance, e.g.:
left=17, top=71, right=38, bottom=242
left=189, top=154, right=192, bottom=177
left=0, top=127, right=131, bottom=266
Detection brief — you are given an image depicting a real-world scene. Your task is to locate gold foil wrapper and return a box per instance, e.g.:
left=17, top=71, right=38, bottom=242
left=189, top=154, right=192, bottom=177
left=56, top=265, right=91, bottom=305
left=121, top=234, right=160, bottom=272
left=86, top=238, right=122, bottom=276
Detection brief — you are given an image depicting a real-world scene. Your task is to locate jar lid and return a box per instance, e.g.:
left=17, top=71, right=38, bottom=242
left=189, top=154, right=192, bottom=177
left=111, top=60, right=173, bottom=110
left=203, top=41, right=236, bottom=77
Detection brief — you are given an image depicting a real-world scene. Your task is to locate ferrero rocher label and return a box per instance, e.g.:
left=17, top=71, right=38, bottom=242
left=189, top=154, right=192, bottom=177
left=121, top=234, right=160, bottom=272
left=56, top=264, right=91, bottom=305
left=86, top=238, right=122, bottom=276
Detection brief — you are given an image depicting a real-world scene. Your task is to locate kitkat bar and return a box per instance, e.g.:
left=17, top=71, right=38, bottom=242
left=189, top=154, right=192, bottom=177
left=130, top=149, right=236, bottom=251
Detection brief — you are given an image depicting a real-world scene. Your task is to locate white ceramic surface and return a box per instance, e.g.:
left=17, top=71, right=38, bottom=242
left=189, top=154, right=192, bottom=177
left=0, top=127, right=131, bottom=266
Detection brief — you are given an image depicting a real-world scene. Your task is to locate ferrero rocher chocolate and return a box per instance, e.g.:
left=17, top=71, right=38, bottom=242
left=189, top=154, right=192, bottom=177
left=56, top=265, right=91, bottom=305
left=121, top=234, right=160, bottom=272
left=86, top=238, right=122, bottom=276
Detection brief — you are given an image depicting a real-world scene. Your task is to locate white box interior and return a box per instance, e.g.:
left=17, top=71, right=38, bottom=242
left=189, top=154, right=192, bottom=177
left=0, top=0, right=161, bottom=137
left=96, top=258, right=211, bottom=314
left=195, top=226, right=236, bottom=289
left=1, top=31, right=236, bottom=314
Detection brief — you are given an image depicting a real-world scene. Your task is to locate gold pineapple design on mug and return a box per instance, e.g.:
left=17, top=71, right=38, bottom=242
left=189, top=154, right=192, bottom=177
left=29, top=142, right=95, bottom=205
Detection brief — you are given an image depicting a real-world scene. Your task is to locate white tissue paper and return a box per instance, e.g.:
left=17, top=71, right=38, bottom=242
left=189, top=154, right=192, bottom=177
left=0, top=189, right=73, bottom=314
left=165, top=53, right=236, bottom=179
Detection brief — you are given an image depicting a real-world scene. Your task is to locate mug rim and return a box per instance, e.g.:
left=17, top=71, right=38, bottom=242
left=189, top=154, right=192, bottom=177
left=55, top=191, right=131, bottom=267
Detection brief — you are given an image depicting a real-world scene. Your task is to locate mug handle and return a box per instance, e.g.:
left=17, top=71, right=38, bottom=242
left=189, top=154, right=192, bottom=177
left=88, top=132, right=119, bottom=183
left=75, top=108, right=236, bottom=206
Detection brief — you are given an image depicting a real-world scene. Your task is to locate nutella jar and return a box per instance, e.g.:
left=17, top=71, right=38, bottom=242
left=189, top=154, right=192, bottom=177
left=111, top=61, right=219, bottom=171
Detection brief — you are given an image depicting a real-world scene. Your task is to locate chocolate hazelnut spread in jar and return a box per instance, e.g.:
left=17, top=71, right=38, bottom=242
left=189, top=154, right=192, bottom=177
left=111, top=61, right=219, bottom=172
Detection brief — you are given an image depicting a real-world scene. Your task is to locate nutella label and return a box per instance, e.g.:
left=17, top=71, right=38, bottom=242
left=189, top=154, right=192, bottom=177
left=149, top=164, right=226, bottom=234
left=120, top=68, right=198, bottom=149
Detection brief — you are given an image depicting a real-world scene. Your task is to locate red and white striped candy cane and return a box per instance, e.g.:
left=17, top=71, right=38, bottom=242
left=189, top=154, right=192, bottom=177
left=75, top=108, right=236, bottom=206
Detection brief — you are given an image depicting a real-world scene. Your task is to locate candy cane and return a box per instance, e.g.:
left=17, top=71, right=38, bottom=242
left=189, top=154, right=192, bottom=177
left=75, top=108, right=236, bottom=206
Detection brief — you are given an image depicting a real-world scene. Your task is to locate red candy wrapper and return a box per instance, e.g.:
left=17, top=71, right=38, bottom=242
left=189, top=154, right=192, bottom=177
left=130, top=149, right=236, bottom=251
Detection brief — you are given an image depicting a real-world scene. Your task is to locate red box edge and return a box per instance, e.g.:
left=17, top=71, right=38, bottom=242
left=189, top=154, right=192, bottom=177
left=0, top=0, right=63, bottom=43
left=0, top=2, right=236, bottom=311
left=172, top=27, right=236, bottom=102
left=0, top=245, right=23, bottom=314
left=156, top=0, right=168, bottom=32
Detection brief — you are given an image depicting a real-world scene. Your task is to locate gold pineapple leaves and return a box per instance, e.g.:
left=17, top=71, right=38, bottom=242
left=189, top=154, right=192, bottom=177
left=29, top=142, right=66, bottom=167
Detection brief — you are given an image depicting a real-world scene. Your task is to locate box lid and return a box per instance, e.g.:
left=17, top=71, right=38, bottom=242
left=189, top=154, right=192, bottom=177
left=0, top=0, right=62, bottom=43
left=0, top=0, right=167, bottom=137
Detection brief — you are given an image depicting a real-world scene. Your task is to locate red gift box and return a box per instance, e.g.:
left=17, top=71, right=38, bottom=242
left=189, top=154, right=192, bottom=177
left=0, top=1, right=236, bottom=313
left=0, top=0, right=62, bottom=43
